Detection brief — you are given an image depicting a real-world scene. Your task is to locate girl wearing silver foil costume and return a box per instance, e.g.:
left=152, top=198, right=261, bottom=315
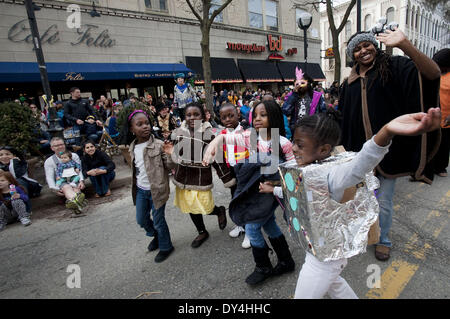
left=259, top=107, right=441, bottom=299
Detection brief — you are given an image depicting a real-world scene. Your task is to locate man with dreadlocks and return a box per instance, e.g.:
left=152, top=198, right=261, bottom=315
left=339, top=28, right=441, bottom=262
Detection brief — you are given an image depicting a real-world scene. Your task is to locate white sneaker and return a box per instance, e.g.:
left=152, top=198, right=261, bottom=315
left=241, top=234, right=251, bottom=249
left=229, top=225, right=245, bottom=238
left=20, top=217, right=32, bottom=226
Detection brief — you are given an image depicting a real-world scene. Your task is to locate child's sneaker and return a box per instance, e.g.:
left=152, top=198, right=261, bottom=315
left=20, top=217, right=32, bottom=226
left=241, top=234, right=251, bottom=249
left=229, top=225, right=245, bottom=238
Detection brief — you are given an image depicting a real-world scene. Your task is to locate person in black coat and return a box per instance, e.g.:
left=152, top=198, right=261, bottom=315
left=81, top=141, right=115, bottom=197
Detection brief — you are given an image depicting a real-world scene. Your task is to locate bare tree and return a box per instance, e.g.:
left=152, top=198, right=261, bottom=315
left=325, top=0, right=356, bottom=83
left=294, top=0, right=356, bottom=83
left=185, top=0, right=233, bottom=113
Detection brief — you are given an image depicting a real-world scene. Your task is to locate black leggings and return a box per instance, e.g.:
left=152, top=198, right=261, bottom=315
left=189, top=213, right=206, bottom=233
left=189, top=206, right=222, bottom=233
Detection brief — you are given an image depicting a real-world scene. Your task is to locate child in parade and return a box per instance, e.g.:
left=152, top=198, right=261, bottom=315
left=218, top=103, right=250, bottom=249
left=125, top=109, right=175, bottom=263
left=203, top=100, right=296, bottom=286
left=259, top=107, right=441, bottom=298
left=170, top=102, right=235, bottom=249
left=0, top=170, right=31, bottom=231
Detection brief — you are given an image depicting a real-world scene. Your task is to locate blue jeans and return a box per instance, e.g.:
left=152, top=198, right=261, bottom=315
left=135, top=187, right=173, bottom=251
left=245, top=214, right=283, bottom=248
left=377, top=175, right=396, bottom=248
left=89, top=168, right=115, bottom=196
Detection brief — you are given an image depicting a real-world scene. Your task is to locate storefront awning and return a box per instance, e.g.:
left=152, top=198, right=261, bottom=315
left=0, top=62, right=193, bottom=83
left=277, top=61, right=326, bottom=82
left=237, top=59, right=283, bottom=82
left=185, top=57, right=243, bottom=84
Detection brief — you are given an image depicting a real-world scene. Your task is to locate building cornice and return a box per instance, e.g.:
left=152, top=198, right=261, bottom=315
left=1, top=0, right=321, bottom=44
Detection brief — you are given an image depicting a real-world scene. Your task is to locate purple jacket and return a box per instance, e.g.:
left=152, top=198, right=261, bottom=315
left=1, top=185, right=29, bottom=204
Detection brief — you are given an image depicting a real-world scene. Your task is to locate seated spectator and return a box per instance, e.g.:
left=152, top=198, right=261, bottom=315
left=30, top=103, right=49, bottom=132
left=154, top=102, right=178, bottom=140
left=55, top=101, right=65, bottom=128
left=0, top=170, right=31, bottom=231
left=81, top=141, right=115, bottom=197
left=105, top=105, right=120, bottom=144
left=205, top=108, right=219, bottom=128
left=0, top=146, right=42, bottom=198
left=35, top=129, right=52, bottom=155
left=44, top=137, right=87, bottom=214
left=82, top=115, right=103, bottom=143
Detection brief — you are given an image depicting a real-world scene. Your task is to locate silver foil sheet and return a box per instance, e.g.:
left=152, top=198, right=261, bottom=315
left=278, top=152, right=380, bottom=262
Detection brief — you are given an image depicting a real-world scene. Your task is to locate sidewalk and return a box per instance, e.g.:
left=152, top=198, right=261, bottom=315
left=29, top=155, right=132, bottom=212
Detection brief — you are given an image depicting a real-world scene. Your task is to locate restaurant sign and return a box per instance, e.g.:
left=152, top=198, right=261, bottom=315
left=8, top=19, right=116, bottom=48
left=226, top=42, right=265, bottom=53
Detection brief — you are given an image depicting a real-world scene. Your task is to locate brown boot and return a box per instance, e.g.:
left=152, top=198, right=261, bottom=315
left=375, top=245, right=391, bottom=261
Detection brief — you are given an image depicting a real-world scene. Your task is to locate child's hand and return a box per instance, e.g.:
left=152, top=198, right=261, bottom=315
left=75, top=168, right=80, bottom=173
left=386, top=107, right=441, bottom=136
left=259, top=182, right=275, bottom=194
left=375, top=108, right=441, bottom=147
left=162, top=141, right=174, bottom=155
left=11, top=193, right=20, bottom=200
left=202, top=135, right=223, bottom=166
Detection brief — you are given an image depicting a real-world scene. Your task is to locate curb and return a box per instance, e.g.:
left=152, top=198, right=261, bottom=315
left=30, top=168, right=132, bottom=211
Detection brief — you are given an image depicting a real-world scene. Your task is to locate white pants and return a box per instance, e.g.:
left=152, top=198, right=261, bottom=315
left=294, top=252, right=358, bottom=299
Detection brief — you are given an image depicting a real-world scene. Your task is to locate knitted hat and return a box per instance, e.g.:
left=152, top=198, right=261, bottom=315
left=174, top=73, right=185, bottom=80
left=346, top=32, right=379, bottom=62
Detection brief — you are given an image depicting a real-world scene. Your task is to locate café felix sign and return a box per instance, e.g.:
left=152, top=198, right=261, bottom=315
left=7, top=19, right=116, bottom=48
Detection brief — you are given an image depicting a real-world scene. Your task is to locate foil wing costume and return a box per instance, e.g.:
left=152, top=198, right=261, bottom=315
left=278, top=152, right=380, bottom=262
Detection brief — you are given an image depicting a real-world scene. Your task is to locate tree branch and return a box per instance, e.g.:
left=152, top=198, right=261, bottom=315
left=186, top=0, right=203, bottom=22
left=208, top=0, right=233, bottom=27
left=337, top=0, right=356, bottom=34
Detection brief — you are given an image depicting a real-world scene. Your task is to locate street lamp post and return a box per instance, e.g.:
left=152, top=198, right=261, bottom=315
left=24, top=0, right=63, bottom=135
left=298, top=12, right=313, bottom=74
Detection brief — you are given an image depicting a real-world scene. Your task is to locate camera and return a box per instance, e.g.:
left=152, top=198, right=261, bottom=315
left=371, top=17, right=399, bottom=35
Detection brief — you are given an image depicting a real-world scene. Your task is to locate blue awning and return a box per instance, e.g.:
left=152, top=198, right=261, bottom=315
left=0, top=62, right=194, bottom=83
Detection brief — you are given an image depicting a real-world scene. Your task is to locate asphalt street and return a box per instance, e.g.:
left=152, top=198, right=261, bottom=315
left=0, top=172, right=448, bottom=299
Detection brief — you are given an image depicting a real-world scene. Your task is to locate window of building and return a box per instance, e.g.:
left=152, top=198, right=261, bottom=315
left=265, top=0, right=278, bottom=31
left=328, top=27, right=333, bottom=46
left=210, top=0, right=223, bottom=23
left=415, top=10, right=419, bottom=30
left=364, top=14, right=372, bottom=31
left=406, top=4, right=409, bottom=26
left=249, top=0, right=263, bottom=29
left=345, top=21, right=352, bottom=41
left=386, top=7, right=395, bottom=24
left=144, top=0, right=168, bottom=12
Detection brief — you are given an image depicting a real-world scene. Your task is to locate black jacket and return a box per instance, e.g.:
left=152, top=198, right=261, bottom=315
left=340, top=56, right=440, bottom=181
left=81, top=150, right=115, bottom=178
left=229, top=154, right=280, bottom=227
left=64, top=98, right=98, bottom=126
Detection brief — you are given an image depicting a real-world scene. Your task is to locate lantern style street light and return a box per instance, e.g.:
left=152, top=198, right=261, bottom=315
left=298, top=12, right=313, bottom=74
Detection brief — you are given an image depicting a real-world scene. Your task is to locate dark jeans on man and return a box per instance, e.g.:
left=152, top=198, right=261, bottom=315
left=89, top=167, right=115, bottom=196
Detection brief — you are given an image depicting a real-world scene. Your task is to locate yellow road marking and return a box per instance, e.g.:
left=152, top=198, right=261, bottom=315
left=366, top=187, right=449, bottom=299
left=366, top=260, right=419, bottom=299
